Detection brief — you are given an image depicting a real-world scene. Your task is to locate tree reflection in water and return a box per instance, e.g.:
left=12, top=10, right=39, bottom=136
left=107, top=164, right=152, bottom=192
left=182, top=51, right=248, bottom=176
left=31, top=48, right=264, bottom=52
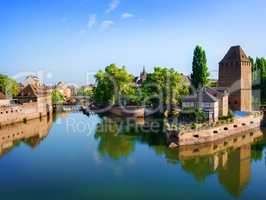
left=94, top=117, right=167, bottom=160
left=95, top=116, right=266, bottom=197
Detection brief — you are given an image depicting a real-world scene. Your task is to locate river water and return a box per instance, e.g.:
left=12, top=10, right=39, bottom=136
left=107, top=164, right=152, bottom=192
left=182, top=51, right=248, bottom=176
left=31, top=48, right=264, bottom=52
left=0, top=112, right=265, bottom=200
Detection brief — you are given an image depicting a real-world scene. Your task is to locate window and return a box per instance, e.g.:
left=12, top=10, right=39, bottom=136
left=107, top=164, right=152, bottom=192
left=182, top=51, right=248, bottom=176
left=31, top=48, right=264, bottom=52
left=233, top=138, right=238, bottom=143
left=193, top=135, right=199, bottom=138
left=213, top=130, right=218, bottom=134
left=250, top=121, right=254, bottom=124
left=242, top=123, right=246, bottom=126
left=250, top=132, right=254, bottom=136
left=234, top=101, right=238, bottom=105
left=224, top=127, right=229, bottom=131
left=234, top=125, right=238, bottom=128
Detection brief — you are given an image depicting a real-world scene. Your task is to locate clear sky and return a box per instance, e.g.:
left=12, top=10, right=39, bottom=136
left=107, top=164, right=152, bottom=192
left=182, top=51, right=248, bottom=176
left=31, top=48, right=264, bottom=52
left=1, top=0, right=266, bottom=85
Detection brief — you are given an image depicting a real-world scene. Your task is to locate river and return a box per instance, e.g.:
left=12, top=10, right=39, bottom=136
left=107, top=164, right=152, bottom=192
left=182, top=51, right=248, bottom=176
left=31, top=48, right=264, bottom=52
left=0, top=112, right=265, bottom=200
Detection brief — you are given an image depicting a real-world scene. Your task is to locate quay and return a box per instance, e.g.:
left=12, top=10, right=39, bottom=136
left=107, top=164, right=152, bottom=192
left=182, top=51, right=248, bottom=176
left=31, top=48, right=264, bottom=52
left=0, top=83, right=52, bottom=127
left=168, top=112, right=264, bottom=147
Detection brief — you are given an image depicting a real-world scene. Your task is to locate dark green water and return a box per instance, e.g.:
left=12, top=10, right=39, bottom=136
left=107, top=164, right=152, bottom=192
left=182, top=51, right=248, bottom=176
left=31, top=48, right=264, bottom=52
left=0, top=112, right=266, bottom=200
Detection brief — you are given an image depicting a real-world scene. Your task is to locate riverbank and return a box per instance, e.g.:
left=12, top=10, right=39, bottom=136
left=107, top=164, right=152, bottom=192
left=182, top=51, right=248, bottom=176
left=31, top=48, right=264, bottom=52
left=168, top=111, right=265, bottom=147
left=0, top=101, right=52, bottom=127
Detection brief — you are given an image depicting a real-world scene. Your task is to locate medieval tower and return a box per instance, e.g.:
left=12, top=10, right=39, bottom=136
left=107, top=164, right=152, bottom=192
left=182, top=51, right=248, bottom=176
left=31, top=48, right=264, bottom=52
left=218, top=46, right=252, bottom=112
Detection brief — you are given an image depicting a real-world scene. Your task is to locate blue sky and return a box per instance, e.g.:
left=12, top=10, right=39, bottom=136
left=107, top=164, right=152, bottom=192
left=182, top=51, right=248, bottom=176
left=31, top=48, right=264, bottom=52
left=1, top=0, right=266, bottom=85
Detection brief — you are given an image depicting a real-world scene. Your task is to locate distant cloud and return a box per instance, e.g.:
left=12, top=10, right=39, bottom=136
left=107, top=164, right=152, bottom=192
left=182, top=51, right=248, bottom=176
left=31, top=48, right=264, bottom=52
left=121, top=12, right=134, bottom=19
left=88, top=14, right=96, bottom=28
left=101, top=20, right=114, bottom=31
left=106, top=0, right=120, bottom=13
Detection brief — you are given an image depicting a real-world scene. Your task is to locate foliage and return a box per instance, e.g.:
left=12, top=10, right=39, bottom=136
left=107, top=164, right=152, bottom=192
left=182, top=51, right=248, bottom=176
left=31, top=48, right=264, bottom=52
left=207, top=80, right=218, bottom=88
left=94, top=118, right=135, bottom=160
left=218, top=111, right=234, bottom=124
left=77, top=87, right=93, bottom=98
left=0, top=74, right=20, bottom=97
left=52, top=89, right=64, bottom=104
left=179, top=108, right=207, bottom=123
left=141, top=67, right=190, bottom=108
left=191, top=46, right=210, bottom=89
left=251, top=57, right=266, bottom=104
left=92, top=64, right=136, bottom=105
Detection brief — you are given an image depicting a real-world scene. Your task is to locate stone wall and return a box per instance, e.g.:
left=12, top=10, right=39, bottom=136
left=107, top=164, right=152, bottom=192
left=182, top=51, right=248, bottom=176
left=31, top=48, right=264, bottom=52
left=178, top=113, right=264, bottom=146
left=109, top=106, right=145, bottom=118
left=0, top=95, right=52, bottom=126
left=0, top=99, right=10, bottom=106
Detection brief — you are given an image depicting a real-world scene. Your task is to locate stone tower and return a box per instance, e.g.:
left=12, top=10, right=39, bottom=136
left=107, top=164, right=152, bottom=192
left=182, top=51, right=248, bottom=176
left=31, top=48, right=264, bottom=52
left=218, top=46, right=252, bottom=112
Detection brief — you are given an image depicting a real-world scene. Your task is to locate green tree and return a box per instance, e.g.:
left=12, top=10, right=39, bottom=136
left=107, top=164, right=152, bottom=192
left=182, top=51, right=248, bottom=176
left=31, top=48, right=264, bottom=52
left=142, top=67, right=189, bottom=110
left=51, top=89, right=64, bottom=104
left=77, top=87, right=93, bottom=98
left=191, top=46, right=209, bottom=89
left=0, top=74, right=19, bottom=97
left=92, top=64, right=136, bottom=105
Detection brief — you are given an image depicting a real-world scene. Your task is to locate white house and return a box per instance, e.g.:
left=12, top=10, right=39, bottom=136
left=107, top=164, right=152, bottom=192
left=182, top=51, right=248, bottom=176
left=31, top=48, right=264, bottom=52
left=182, top=88, right=220, bottom=121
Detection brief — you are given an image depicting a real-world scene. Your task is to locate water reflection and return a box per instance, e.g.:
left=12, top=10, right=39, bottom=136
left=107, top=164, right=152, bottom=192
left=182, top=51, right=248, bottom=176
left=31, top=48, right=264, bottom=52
left=0, top=116, right=52, bottom=157
left=94, top=116, right=266, bottom=197
left=1, top=113, right=265, bottom=199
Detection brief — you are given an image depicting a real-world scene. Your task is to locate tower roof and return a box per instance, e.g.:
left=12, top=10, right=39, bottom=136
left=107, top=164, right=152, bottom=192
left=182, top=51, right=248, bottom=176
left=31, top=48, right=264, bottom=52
left=220, top=46, right=250, bottom=63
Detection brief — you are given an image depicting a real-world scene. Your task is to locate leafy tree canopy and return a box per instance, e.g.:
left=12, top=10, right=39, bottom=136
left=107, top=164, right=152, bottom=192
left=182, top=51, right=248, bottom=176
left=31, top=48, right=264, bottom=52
left=0, top=74, right=19, bottom=97
left=142, top=67, right=189, bottom=108
left=51, top=89, right=64, bottom=104
left=191, top=45, right=209, bottom=89
left=92, top=64, right=136, bottom=105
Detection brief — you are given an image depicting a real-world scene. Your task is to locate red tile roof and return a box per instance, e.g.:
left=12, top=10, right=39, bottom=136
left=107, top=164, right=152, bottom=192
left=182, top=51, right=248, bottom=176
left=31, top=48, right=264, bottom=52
left=19, top=84, right=50, bottom=97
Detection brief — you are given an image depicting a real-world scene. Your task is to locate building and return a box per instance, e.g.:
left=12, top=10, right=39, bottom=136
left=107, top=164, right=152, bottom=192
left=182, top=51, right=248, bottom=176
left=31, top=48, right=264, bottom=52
left=206, top=87, right=229, bottom=117
left=182, top=87, right=229, bottom=121
left=23, top=75, right=42, bottom=87
left=0, top=91, right=10, bottom=106
left=17, top=84, right=52, bottom=114
left=182, top=88, right=220, bottom=121
left=0, top=75, right=52, bottom=126
left=218, top=46, right=252, bottom=112
left=135, top=67, right=147, bottom=87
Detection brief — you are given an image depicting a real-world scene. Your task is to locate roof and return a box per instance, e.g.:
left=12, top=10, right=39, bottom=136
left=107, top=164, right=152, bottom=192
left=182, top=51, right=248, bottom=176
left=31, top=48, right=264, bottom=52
left=220, top=46, right=250, bottom=63
left=182, top=89, right=218, bottom=103
left=0, top=91, right=7, bottom=99
left=25, top=75, right=40, bottom=81
left=19, top=84, right=50, bottom=97
left=206, top=87, right=229, bottom=98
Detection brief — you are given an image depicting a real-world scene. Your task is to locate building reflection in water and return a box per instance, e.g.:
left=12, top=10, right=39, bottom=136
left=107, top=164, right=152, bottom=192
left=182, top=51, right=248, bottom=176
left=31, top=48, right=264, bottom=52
left=177, top=128, right=265, bottom=197
left=95, top=116, right=266, bottom=197
left=1, top=114, right=265, bottom=198
left=0, top=116, right=53, bottom=157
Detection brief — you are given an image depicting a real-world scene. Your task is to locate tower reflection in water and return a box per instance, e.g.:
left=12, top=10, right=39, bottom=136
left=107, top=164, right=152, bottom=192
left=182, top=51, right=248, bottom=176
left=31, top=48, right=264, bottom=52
left=95, top=117, right=266, bottom=197
left=0, top=116, right=52, bottom=157
left=176, top=128, right=265, bottom=197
